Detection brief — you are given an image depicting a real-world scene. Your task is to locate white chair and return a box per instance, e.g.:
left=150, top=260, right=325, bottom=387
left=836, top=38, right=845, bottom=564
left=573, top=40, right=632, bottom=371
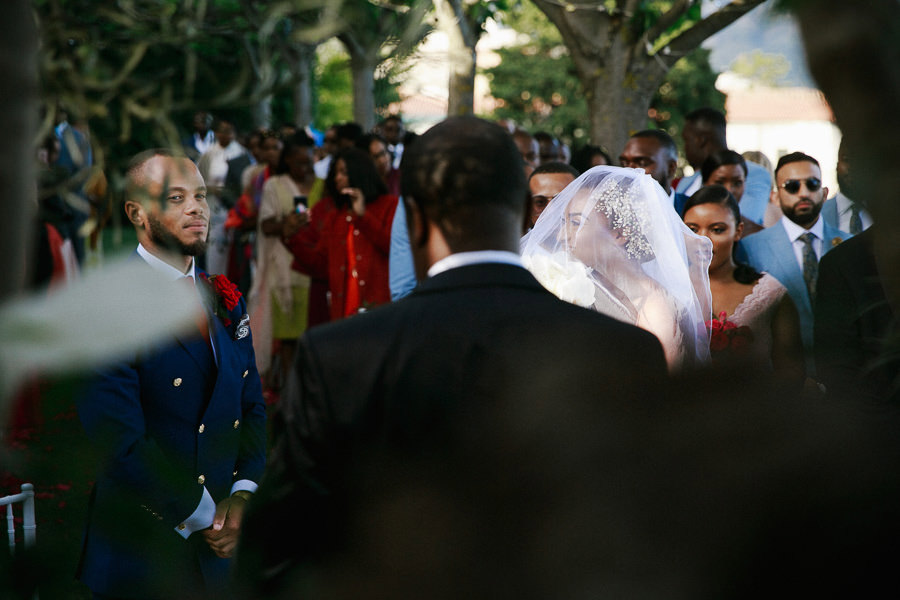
left=0, top=483, right=36, bottom=552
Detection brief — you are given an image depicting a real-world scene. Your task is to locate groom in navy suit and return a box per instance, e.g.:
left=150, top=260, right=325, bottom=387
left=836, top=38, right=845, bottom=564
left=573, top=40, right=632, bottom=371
left=77, top=149, right=266, bottom=599
left=739, top=152, right=850, bottom=375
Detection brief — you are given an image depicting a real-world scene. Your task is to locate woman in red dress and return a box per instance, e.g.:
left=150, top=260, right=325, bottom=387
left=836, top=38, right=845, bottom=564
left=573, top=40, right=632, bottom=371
left=285, top=147, right=398, bottom=320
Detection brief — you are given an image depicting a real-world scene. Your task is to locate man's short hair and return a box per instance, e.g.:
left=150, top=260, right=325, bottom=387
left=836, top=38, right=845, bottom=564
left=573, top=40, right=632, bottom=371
left=701, top=149, right=748, bottom=182
left=569, top=144, right=610, bottom=174
left=213, top=118, right=234, bottom=132
left=400, top=116, right=527, bottom=252
left=774, top=151, right=820, bottom=179
left=356, top=132, right=387, bottom=152
left=336, top=122, right=363, bottom=145
left=529, top=161, right=579, bottom=181
left=125, top=148, right=186, bottom=200
left=630, top=129, right=678, bottom=162
left=685, top=107, right=727, bottom=132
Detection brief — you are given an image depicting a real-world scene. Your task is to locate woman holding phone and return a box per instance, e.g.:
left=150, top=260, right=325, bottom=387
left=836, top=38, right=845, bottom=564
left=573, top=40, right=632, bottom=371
left=250, top=132, right=324, bottom=389
left=286, top=147, right=398, bottom=321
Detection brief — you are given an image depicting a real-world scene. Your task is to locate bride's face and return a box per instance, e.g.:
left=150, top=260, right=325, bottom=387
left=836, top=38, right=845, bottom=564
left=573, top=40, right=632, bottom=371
left=563, top=191, right=628, bottom=263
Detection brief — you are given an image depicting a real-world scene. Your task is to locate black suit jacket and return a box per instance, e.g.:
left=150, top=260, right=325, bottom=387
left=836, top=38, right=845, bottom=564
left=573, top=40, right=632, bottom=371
left=236, top=263, right=666, bottom=596
left=814, top=227, right=898, bottom=402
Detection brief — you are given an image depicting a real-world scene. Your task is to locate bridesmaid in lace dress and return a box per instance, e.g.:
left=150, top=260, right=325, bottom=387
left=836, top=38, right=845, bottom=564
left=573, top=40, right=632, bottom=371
left=682, top=185, right=804, bottom=384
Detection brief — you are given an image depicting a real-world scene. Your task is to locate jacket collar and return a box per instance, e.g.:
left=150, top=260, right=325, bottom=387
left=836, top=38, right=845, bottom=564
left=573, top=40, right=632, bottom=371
left=411, top=262, right=545, bottom=297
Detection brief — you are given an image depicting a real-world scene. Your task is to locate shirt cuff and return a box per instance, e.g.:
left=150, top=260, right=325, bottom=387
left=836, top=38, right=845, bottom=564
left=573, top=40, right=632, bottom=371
left=175, top=487, right=215, bottom=539
left=230, top=479, right=258, bottom=495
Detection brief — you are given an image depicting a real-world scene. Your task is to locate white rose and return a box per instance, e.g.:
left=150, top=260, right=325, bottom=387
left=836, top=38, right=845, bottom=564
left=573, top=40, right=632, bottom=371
left=523, top=252, right=595, bottom=308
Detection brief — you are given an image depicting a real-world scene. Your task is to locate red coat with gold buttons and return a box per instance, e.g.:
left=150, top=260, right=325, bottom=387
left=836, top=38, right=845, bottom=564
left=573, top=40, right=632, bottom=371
left=288, top=194, right=398, bottom=320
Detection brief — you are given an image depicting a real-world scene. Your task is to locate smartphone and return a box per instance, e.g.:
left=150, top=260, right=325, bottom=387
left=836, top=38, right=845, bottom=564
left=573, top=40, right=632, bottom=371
left=294, top=195, right=308, bottom=213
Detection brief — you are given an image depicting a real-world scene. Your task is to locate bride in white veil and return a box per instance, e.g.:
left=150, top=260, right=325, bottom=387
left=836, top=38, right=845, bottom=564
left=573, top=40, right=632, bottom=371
left=521, top=166, right=713, bottom=371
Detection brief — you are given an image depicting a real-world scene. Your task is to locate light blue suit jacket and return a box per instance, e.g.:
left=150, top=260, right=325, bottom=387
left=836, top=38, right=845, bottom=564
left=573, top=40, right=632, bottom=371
left=738, top=219, right=851, bottom=373
left=821, top=197, right=840, bottom=230
left=389, top=198, right=417, bottom=300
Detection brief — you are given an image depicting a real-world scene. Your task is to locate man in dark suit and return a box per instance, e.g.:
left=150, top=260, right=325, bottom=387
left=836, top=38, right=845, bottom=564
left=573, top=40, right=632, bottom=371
left=821, top=138, right=873, bottom=235
left=235, top=116, right=667, bottom=597
left=814, top=227, right=898, bottom=402
left=77, top=149, right=266, bottom=599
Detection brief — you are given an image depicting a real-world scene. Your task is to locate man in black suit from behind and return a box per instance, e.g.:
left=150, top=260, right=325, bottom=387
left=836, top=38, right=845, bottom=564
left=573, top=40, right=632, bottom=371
left=814, top=226, right=898, bottom=403
left=234, top=116, right=667, bottom=597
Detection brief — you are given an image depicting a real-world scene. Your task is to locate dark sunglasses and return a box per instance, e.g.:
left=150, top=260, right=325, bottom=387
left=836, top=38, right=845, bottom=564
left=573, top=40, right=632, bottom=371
left=780, top=177, right=822, bottom=194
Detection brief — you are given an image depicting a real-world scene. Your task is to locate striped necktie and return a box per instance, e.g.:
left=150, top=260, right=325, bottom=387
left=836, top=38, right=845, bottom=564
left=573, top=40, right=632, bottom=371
left=799, top=232, right=818, bottom=303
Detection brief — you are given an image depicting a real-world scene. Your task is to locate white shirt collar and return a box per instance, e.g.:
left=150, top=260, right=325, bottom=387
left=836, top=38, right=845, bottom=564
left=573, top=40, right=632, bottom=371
left=137, top=243, right=196, bottom=281
left=427, top=250, right=523, bottom=278
left=835, top=192, right=856, bottom=215
left=781, top=214, right=824, bottom=241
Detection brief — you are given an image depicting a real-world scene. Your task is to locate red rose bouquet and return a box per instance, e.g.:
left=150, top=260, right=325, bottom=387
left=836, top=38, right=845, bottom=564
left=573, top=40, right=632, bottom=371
left=199, top=273, right=242, bottom=326
left=706, top=311, right=754, bottom=357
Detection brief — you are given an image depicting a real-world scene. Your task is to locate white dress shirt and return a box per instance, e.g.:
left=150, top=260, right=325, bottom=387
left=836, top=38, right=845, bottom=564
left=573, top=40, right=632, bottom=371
left=780, top=215, right=825, bottom=271
left=427, top=250, right=524, bottom=278
left=136, top=244, right=257, bottom=537
left=834, top=192, right=873, bottom=233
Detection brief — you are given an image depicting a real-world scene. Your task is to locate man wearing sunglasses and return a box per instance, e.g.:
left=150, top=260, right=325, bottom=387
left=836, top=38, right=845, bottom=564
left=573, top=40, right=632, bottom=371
left=739, top=152, right=851, bottom=376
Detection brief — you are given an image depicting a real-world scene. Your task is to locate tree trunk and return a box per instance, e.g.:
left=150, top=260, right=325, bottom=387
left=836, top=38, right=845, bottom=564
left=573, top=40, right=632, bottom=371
left=349, top=53, right=377, bottom=131
left=446, top=43, right=476, bottom=117
left=292, top=44, right=316, bottom=127
left=437, top=0, right=476, bottom=117
left=0, top=1, right=38, bottom=301
left=571, top=41, right=665, bottom=155
left=253, top=96, right=272, bottom=129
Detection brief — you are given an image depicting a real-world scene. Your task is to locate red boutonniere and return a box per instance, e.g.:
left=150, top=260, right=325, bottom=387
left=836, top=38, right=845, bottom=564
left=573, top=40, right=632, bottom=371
left=706, top=311, right=754, bottom=356
left=199, top=273, right=241, bottom=326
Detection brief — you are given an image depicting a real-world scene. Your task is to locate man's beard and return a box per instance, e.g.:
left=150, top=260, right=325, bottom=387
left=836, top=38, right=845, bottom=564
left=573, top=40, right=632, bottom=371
left=148, top=214, right=208, bottom=256
left=781, top=200, right=823, bottom=228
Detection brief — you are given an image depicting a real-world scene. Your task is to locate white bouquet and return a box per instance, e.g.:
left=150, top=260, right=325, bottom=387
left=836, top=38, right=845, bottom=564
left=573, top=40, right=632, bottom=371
left=522, top=251, right=595, bottom=308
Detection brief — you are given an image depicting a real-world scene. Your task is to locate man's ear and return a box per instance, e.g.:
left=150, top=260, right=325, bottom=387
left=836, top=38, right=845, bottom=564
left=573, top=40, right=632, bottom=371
left=405, top=198, right=428, bottom=249
left=667, top=158, right=677, bottom=180
left=769, top=187, right=779, bottom=205
left=125, top=200, right=145, bottom=227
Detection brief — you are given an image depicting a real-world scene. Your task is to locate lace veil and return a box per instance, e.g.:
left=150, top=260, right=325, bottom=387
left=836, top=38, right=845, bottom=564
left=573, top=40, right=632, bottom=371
left=521, top=166, right=712, bottom=370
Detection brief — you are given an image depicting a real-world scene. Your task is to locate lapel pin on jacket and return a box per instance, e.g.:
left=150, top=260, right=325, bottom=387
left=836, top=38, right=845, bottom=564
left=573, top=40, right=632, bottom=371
left=234, top=314, right=250, bottom=340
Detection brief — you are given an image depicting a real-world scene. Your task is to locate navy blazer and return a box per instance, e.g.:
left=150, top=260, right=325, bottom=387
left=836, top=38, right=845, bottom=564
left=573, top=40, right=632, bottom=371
left=77, top=263, right=266, bottom=598
left=738, top=219, right=850, bottom=372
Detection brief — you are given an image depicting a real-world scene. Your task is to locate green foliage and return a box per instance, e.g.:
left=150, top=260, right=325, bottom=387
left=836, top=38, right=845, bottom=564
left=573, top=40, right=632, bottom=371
left=650, top=47, right=725, bottom=144
left=35, top=0, right=339, bottom=180
left=633, top=1, right=703, bottom=50
left=483, top=2, right=591, bottom=145
left=465, top=0, right=513, bottom=31
left=311, top=44, right=404, bottom=129
left=730, top=49, right=791, bottom=87
left=314, top=50, right=355, bottom=128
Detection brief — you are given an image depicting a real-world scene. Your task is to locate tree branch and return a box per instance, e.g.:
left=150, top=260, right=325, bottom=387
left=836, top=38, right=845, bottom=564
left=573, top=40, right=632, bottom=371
left=662, top=0, right=766, bottom=66
left=623, top=0, right=642, bottom=17
left=338, top=31, right=366, bottom=60
left=644, top=0, right=691, bottom=44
